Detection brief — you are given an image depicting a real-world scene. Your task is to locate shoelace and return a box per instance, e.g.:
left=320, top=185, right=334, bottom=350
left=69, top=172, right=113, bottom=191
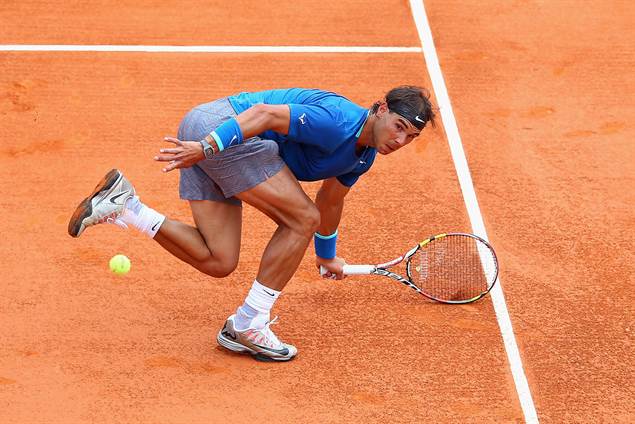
left=97, top=212, right=128, bottom=229
left=258, top=316, right=283, bottom=348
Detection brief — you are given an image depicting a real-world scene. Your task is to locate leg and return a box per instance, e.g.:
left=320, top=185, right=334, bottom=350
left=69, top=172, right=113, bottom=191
left=217, top=166, right=312, bottom=361
left=152, top=164, right=314, bottom=288
left=68, top=169, right=242, bottom=278
left=153, top=200, right=242, bottom=278
left=216, top=166, right=320, bottom=361
left=236, top=165, right=320, bottom=291
left=150, top=97, right=244, bottom=277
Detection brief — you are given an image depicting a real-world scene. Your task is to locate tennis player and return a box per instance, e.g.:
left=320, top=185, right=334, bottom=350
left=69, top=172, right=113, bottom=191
left=68, top=86, right=435, bottom=361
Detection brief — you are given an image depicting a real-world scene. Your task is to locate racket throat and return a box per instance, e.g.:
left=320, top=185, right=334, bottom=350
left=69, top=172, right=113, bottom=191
left=374, top=269, right=422, bottom=293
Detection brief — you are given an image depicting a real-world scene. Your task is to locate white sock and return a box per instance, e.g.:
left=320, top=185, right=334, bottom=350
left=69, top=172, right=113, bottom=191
left=234, top=280, right=280, bottom=330
left=235, top=303, right=261, bottom=330
left=120, top=196, right=166, bottom=238
left=126, top=195, right=144, bottom=214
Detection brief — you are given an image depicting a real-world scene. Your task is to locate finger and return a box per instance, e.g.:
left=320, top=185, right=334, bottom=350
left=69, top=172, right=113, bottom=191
left=158, top=148, right=182, bottom=154
left=162, top=160, right=179, bottom=173
left=154, top=154, right=179, bottom=162
left=163, top=136, right=183, bottom=145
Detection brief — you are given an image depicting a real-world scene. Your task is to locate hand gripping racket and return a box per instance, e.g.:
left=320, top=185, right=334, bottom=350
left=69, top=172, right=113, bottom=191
left=321, top=233, right=499, bottom=304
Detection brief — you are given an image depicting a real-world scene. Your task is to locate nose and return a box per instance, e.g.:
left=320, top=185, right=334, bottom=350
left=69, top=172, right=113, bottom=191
left=395, top=134, right=408, bottom=147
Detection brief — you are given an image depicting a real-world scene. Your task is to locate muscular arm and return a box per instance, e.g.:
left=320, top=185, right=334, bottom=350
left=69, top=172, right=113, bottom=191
left=314, top=177, right=351, bottom=278
left=235, top=103, right=291, bottom=138
left=315, top=177, right=349, bottom=235
left=156, top=104, right=291, bottom=172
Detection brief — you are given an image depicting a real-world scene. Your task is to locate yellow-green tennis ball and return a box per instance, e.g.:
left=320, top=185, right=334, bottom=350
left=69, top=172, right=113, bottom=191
left=109, top=254, right=131, bottom=275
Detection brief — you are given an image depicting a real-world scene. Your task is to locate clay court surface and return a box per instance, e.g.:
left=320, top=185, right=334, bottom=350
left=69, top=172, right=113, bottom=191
left=1, top=1, right=633, bottom=422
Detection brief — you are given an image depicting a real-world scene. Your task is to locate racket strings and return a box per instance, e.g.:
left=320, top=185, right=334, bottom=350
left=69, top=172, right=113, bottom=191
left=411, top=235, right=497, bottom=301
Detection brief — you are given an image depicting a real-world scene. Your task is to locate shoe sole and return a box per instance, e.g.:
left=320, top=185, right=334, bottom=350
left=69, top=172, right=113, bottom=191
left=68, top=169, right=122, bottom=238
left=216, top=331, right=296, bottom=362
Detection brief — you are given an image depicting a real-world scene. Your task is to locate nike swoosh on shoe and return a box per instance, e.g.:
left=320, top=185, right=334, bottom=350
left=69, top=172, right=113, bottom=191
left=252, top=343, right=289, bottom=356
left=109, top=191, right=129, bottom=204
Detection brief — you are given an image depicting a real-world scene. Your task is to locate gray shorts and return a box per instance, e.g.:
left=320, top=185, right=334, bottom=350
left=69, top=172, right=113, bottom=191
left=177, top=98, right=285, bottom=205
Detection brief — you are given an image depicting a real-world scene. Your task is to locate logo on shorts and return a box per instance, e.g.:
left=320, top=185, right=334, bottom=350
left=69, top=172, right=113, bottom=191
left=299, top=113, right=307, bottom=125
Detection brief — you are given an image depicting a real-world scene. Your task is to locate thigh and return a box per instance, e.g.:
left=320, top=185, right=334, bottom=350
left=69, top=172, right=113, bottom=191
left=197, top=139, right=285, bottom=199
left=235, top=165, right=316, bottom=229
left=189, top=200, right=242, bottom=265
left=180, top=164, right=241, bottom=206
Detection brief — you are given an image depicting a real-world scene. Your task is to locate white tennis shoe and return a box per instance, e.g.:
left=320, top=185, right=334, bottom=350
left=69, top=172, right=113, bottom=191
left=217, top=314, right=297, bottom=362
left=68, top=169, right=135, bottom=237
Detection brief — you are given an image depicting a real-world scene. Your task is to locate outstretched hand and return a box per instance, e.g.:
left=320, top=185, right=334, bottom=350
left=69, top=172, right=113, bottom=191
left=154, top=136, right=205, bottom=173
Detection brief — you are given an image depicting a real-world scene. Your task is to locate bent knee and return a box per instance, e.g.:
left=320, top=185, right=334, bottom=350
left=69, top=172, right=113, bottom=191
left=306, top=206, right=321, bottom=234
left=199, top=257, right=238, bottom=278
left=292, top=204, right=320, bottom=238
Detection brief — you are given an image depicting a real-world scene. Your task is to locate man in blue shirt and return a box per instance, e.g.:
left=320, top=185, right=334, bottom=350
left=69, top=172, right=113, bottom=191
left=68, top=86, right=435, bottom=362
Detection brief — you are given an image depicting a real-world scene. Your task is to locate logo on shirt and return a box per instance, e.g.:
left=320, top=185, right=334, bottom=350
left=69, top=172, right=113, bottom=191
left=299, top=113, right=307, bottom=125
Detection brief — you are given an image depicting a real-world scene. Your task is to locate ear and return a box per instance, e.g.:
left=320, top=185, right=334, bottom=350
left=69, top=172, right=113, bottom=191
left=375, top=101, right=388, bottom=116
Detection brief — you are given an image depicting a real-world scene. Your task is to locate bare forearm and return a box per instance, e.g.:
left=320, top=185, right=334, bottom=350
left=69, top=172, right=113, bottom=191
left=315, top=189, right=344, bottom=235
left=235, top=104, right=290, bottom=139
left=314, top=179, right=349, bottom=278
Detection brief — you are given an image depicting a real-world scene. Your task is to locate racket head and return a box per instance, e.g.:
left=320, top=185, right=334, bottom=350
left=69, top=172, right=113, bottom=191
left=406, top=233, right=499, bottom=304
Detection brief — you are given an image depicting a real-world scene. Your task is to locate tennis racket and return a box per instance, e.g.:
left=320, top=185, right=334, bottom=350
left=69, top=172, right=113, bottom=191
left=320, top=233, right=499, bottom=304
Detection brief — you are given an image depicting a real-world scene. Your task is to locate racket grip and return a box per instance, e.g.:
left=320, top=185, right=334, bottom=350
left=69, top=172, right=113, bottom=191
left=342, top=265, right=375, bottom=275
left=319, top=265, right=375, bottom=276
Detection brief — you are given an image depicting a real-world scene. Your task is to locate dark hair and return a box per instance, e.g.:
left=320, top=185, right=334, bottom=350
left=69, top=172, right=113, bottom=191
left=371, top=86, right=436, bottom=130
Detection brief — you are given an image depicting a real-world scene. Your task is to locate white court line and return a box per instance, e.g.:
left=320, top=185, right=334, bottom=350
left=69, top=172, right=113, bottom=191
left=0, top=45, right=421, bottom=53
left=409, top=1, right=539, bottom=423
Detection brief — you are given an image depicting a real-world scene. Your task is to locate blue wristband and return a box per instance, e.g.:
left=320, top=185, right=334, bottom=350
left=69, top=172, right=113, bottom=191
left=211, top=117, right=243, bottom=151
left=314, top=230, right=338, bottom=259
